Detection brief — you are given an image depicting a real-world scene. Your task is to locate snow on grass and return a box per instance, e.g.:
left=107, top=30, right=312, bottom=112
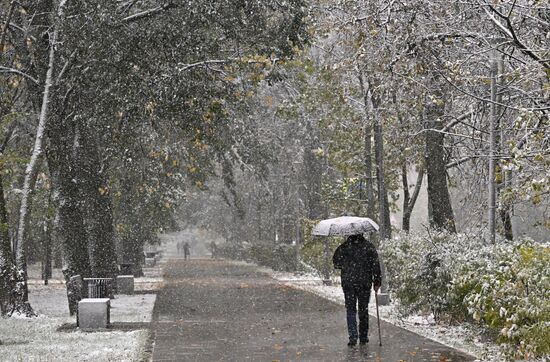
left=111, top=294, right=156, bottom=323
left=0, top=316, right=148, bottom=362
left=271, top=270, right=504, bottom=362
left=0, top=283, right=156, bottom=362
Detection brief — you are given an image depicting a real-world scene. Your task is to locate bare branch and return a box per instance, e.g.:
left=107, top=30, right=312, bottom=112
left=446, top=155, right=481, bottom=169
left=484, top=5, right=550, bottom=69
left=0, top=120, right=18, bottom=154
left=56, top=49, right=77, bottom=83
left=406, top=166, right=424, bottom=211
left=0, top=66, right=39, bottom=84
left=122, top=3, right=177, bottom=23
left=413, top=128, right=487, bottom=142
left=0, top=1, right=17, bottom=52
left=176, top=57, right=279, bottom=73
left=177, top=59, right=232, bottom=72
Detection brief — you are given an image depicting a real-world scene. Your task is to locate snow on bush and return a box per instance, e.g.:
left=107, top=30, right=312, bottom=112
left=380, top=231, right=549, bottom=360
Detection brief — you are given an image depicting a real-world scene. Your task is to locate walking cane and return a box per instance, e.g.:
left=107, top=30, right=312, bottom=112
left=375, top=289, right=382, bottom=346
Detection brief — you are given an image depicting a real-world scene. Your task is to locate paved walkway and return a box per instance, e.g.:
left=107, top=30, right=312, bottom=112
left=151, top=258, right=476, bottom=361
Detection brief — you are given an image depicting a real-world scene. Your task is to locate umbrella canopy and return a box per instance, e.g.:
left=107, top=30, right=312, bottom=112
left=312, top=216, right=379, bottom=236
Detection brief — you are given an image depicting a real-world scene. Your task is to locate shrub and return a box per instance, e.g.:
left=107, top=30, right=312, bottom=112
left=380, top=231, right=550, bottom=360
left=457, top=241, right=550, bottom=359
left=380, top=231, right=476, bottom=321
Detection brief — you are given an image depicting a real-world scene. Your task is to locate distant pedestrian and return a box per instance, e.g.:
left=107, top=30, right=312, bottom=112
left=183, top=242, right=190, bottom=260
left=176, top=241, right=182, bottom=255
left=210, top=241, right=217, bottom=259
left=333, top=234, right=381, bottom=346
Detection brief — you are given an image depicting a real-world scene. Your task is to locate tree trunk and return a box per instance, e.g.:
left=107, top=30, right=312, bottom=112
left=488, top=54, right=498, bottom=244
left=41, top=220, right=52, bottom=285
left=359, top=72, right=375, bottom=219
left=304, top=117, right=324, bottom=220
left=13, top=4, right=62, bottom=315
left=0, top=121, right=17, bottom=315
left=121, top=232, right=145, bottom=278
left=77, top=125, right=118, bottom=278
left=424, top=98, right=456, bottom=233
left=402, top=166, right=424, bottom=233
left=374, top=116, right=392, bottom=240
left=46, top=117, right=92, bottom=281
left=0, top=173, right=16, bottom=315
left=495, top=56, right=513, bottom=240
left=402, top=163, right=410, bottom=231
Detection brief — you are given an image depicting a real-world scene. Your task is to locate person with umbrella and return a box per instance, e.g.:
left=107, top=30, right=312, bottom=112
left=312, top=216, right=383, bottom=346
left=333, top=233, right=381, bottom=346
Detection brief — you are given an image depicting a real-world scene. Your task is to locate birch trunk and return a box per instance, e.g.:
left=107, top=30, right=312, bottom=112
left=13, top=15, right=60, bottom=316
left=13, top=0, right=67, bottom=315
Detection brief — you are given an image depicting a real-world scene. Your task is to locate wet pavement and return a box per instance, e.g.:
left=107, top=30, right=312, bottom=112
left=151, top=258, right=476, bottom=361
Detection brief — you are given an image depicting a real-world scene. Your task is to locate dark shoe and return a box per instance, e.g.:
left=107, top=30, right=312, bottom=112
left=347, top=339, right=357, bottom=347
left=359, top=338, right=369, bottom=345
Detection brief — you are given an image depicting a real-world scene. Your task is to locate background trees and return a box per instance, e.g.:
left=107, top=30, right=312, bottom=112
left=0, top=0, right=308, bottom=315
left=1, top=0, right=547, bottom=316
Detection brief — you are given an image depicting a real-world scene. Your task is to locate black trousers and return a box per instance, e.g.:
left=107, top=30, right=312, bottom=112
left=342, top=283, right=370, bottom=341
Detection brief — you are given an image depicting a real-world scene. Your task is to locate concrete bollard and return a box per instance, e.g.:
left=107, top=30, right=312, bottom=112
left=376, top=293, right=391, bottom=306
left=116, top=275, right=134, bottom=295
left=78, top=298, right=110, bottom=329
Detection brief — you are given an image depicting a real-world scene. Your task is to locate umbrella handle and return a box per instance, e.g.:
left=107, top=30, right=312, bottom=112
left=375, top=290, right=382, bottom=346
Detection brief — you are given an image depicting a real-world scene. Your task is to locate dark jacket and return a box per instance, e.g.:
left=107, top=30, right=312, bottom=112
left=333, top=235, right=382, bottom=288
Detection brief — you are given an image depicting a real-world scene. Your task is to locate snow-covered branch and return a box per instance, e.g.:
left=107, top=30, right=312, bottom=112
left=122, top=3, right=177, bottom=23
left=0, top=0, right=17, bottom=50
left=0, top=66, right=39, bottom=85
left=177, top=59, right=232, bottom=72
left=483, top=5, right=550, bottom=70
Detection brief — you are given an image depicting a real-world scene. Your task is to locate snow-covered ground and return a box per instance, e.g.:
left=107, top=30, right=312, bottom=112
left=0, top=264, right=163, bottom=362
left=271, top=270, right=505, bottom=362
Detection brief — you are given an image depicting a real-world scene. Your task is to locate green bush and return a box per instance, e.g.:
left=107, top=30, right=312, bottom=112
left=380, top=231, right=474, bottom=321
left=380, top=231, right=550, bottom=360
left=457, top=242, right=550, bottom=359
